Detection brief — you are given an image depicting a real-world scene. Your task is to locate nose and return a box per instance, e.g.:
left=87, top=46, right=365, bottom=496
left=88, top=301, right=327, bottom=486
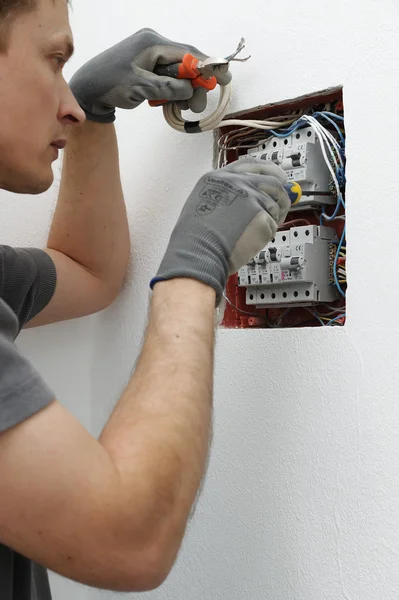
left=58, top=77, right=86, bottom=126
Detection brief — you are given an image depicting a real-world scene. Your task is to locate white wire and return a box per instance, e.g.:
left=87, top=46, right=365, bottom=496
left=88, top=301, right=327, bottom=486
left=163, top=82, right=299, bottom=133
left=163, top=83, right=232, bottom=133
left=303, top=116, right=340, bottom=174
left=219, top=117, right=297, bottom=129
left=301, top=116, right=341, bottom=199
left=304, top=115, right=344, bottom=169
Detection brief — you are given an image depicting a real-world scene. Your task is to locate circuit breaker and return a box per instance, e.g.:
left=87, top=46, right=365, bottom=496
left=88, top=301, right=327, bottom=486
left=238, top=225, right=339, bottom=307
left=217, top=87, right=346, bottom=328
left=245, top=125, right=335, bottom=211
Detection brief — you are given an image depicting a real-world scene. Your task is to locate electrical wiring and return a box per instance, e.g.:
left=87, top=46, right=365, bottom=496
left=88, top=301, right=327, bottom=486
left=163, top=82, right=232, bottom=133
left=324, top=215, right=346, bottom=222
left=301, top=116, right=342, bottom=199
left=315, top=309, right=343, bottom=318
left=320, top=111, right=344, bottom=121
left=323, top=304, right=346, bottom=313
left=333, top=225, right=346, bottom=297
left=313, top=111, right=345, bottom=147
left=164, top=83, right=302, bottom=134
left=279, top=218, right=312, bottom=229
left=267, top=306, right=346, bottom=328
left=217, top=100, right=346, bottom=328
left=303, top=115, right=344, bottom=170
left=216, top=113, right=302, bottom=167
left=267, top=308, right=292, bottom=328
left=302, top=308, right=326, bottom=326
left=222, top=292, right=262, bottom=317
left=321, top=197, right=344, bottom=222
left=326, top=314, right=346, bottom=326
left=220, top=116, right=299, bottom=130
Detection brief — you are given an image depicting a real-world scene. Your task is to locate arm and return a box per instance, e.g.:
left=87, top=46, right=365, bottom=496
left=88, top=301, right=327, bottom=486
left=0, top=279, right=215, bottom=592
left=26, top=27, right=233, bottom=328
left=26, top=120, right=130, bottom=327
left=0, top=159, right=289, bottom=591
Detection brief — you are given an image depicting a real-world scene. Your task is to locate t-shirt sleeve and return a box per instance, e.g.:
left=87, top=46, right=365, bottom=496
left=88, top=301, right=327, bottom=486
left=0, top=246, right=57, bottom=433
left=0, top=245, right=57, bottom=330
left=0, top=301, right=55, bottom=434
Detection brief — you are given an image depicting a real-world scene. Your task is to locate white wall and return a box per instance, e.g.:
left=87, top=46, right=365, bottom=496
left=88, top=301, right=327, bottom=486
left=1, top=0, right=399, bottom=598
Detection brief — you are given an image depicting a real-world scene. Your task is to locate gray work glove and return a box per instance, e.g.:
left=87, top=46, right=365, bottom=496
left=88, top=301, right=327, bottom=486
left=69, top=28, right=232, bottom=123
left=150, top=159, right=290, bottom=305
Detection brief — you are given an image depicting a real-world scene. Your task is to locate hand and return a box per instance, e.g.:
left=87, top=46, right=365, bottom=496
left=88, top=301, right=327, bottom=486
left=151, top=159, right=290, bottom=305
left=69, top=28, right=232, bottom=123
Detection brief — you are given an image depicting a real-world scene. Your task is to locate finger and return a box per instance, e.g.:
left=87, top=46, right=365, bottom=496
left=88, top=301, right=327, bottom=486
left=257, top=179, right=290, bottom=223
left=222, top=157, right=288, bottom=183
left=176, top=100, right=190, bottom=111
left=147, top=43, right=207, bottom=69
left=212, top=65, right=232, bottom=86
left=135, top=69, right=194, bottom=102
left=187, top=87, right=208, bottom=113
left=229, top=211, right=277, bottom=276
left=236, top=172, right=290, bottom=222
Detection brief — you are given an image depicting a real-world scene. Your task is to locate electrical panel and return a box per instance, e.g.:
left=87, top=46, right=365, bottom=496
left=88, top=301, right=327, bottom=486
left=244, top=125, right=335, bottom=211
left=216, top=87, right=346, bottom=329
left=238, top=225, right=339, bottom=307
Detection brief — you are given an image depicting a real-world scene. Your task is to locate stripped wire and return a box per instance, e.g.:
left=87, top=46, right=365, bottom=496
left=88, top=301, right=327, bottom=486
left=222, top=292, right=263, bottom=317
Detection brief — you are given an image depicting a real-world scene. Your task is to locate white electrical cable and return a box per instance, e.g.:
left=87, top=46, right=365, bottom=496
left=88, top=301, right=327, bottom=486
left=163, top=83, right=299, bottom=134
left=303, top=116, right=339, bottom=171
left=301, top=116, right=341, bottom=199
left=304, top=115, right=344, bottom=169
left=163, top=83, right=232, bottom=133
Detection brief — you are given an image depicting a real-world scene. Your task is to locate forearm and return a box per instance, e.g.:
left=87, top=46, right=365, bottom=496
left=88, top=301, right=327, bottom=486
left=47, top=120, right=130, bottom=293
left=100, top=278, right=216, bottom=571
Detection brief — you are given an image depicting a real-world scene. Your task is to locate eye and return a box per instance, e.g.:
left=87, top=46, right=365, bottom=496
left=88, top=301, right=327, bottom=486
left=52, top=55, right=66, bottom=70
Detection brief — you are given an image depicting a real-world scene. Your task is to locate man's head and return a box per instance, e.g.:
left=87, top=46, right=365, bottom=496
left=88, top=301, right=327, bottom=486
left=0, top=0, right=85, bottom=194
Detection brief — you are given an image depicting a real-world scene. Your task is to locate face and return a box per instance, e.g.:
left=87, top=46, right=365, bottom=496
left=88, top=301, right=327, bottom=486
left=0, top=0, right=85, bottom=194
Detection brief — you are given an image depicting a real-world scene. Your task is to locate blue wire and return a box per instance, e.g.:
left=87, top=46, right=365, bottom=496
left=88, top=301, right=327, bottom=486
left=321, top=194, right=344, bottom=221
left=326, top=314, right=346, bottom=326
left=319, top=111, right=344, bottom=121
left=268, top=110, right=347, bottom=302
left=313, top=112, right=346, bottom=147
left=269, top=120, right=305, bottom=137
left=305, top=309, right=326, bottom=326
left=333, top=225, right=346, bottom=297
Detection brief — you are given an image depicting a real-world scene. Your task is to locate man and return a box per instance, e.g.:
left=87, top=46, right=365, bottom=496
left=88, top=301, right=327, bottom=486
left=0, top=0, right=290, bottom=598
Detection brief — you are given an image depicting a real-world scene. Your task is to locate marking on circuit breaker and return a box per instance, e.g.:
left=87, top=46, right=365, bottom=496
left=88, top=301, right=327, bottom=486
left=238, top=225, right=339, bottom=307
left=246, top=125, right=335, bottom=210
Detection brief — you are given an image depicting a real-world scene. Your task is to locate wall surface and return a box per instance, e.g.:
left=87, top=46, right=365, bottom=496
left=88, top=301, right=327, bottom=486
left=1, top=0, right=399, bottom=598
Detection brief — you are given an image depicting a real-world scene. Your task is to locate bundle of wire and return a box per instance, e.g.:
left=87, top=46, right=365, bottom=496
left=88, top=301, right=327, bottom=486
left=219, top=109, right=346, bottom=327
left=162, top=84, right=302, bottom=135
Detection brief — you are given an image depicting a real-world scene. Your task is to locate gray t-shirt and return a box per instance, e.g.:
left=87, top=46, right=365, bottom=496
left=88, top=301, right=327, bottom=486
left=0, top=245, right=57, bottom=600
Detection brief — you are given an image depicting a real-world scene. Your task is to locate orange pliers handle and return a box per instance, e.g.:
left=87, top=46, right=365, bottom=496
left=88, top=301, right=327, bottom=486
left=176, top=54, right=217, bottom=90
left=149, top=53, right=217, bottom=107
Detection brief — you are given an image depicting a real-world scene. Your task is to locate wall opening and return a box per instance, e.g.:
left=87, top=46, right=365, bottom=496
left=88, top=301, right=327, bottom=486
left=215, top=87, right=346, bottom=329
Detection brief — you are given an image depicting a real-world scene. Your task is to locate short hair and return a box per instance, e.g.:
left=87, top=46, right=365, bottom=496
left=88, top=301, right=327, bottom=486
left=0, top=1, right=70, bottom=52
left=0, top=1, right=36, bottom=50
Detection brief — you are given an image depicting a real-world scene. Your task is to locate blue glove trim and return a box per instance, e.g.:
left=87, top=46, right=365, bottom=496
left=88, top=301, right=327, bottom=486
left=150, top=276, right=167, bottom=290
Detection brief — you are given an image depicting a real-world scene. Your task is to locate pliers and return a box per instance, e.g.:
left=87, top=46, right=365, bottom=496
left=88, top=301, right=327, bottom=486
left=149, top=38, right=250, bottom=107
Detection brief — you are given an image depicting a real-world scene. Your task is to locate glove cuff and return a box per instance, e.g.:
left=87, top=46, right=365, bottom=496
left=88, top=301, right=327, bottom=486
left=151, top=226, right=229, bottom=306
left=82, top=108, right=116, bottom=124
